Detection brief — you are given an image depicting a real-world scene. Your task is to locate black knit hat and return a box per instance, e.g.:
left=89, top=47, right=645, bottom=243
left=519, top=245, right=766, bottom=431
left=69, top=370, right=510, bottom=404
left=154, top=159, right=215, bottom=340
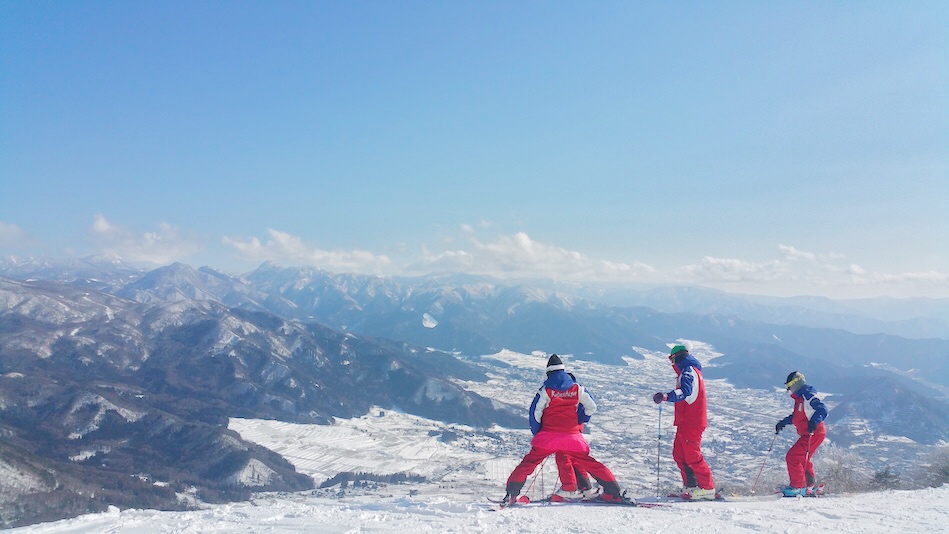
left=546, top=354, right=565, bottom=373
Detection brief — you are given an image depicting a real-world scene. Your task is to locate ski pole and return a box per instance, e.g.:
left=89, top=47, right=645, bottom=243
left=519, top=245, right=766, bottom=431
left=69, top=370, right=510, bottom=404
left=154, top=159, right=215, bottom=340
left=751, top=431, right=779, bottom=494
left=655, top=403, right=662, bottom=498
left=523, top=456, right=549, bottom=502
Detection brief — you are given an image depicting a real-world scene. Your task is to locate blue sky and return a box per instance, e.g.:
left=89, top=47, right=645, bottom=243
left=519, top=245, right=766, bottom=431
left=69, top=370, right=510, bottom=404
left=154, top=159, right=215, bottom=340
left=1, top=1, right=946, bottom=299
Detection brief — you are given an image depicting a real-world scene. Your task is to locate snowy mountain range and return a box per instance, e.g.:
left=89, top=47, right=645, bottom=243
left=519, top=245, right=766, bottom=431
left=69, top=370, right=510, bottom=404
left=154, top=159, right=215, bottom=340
left=1, top=256, right=947, bottom=528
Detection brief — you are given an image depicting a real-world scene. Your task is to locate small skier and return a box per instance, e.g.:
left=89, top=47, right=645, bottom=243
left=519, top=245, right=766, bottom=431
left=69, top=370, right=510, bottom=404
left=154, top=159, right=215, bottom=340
left=555, top=452, right=599, bottom=500
left=553, top=372, right=600, bottom=500
left=776, top=371, right=827, bottom=496
left=653, top=342, right=717, bottom=500
left=501, top=354, right=626, bottom=505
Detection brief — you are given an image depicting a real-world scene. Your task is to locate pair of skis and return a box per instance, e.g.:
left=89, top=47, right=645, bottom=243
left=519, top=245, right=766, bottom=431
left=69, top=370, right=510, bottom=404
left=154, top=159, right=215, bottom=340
left=490, top=486, right=825, bottom=510
left=487, top=494, right=637, bottom=510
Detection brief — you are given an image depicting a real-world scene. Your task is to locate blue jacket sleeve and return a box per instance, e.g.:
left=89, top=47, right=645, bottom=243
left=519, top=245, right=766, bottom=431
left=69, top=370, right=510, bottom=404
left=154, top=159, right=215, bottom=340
left=529, top=392, right=542, bottom=435
left=577, top=390, right=594, bottom=424
left=779, top=414, right=793, bottom=426
left=666, top=370, right=694, bottom=403
left=804, top=390, right=828, bottom=425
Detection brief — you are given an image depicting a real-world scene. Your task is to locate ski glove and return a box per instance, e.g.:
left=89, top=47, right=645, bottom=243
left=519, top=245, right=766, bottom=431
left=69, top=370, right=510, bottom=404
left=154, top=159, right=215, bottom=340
left=807, top=420, right=818, bottom=434
left=653, top=392, right=667, bottom=404
left=775, top=421, right=786, bottom=433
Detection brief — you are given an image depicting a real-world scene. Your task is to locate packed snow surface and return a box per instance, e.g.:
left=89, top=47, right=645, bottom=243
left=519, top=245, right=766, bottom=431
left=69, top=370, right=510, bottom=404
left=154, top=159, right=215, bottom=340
left=8, top=486, right=946, bottom=533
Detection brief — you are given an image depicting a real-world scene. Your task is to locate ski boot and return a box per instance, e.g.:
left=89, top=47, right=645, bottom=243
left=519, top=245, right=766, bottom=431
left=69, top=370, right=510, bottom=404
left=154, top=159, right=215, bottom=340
left=781, top=486, right=806, bottom=497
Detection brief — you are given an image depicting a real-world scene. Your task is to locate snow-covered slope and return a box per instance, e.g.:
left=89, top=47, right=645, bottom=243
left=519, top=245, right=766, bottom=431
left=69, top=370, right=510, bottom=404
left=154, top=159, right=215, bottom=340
left=8, top=478, right=946, bottom=533
left=10, top=347, right=947, bottom=533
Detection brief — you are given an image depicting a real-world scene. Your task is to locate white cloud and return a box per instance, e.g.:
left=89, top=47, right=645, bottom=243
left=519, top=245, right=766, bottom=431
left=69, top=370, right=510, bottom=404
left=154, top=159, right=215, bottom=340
left=676, top=245, right=856, bottom=287
left=89, top=214, right=203, bottom=264
left=675, top=256, right=791, bottom=283
left=221, top=227, right=948, bottom=298
left=224, top=228, right=655, bottom=282
left=223, top=229, right=392, bottom=273
left=0, top=221, right=30, bottom=248
left=410, top=231, right=655, bottom=281
left=778, top=243, right=845, bottom=263
left=778, top=244, right=816, bottom=261
left=848, top=268, right=949, bottom=286
left=675, top=245, right=948, bottom=297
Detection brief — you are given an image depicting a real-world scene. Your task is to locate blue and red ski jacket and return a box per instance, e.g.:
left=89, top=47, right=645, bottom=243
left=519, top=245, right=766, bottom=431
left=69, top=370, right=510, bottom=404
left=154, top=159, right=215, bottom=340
left=529, top=370, right=596, bottom=435
left=780, top=384, right=827, bottom=436
left=666, top=353, right=708, bottom=429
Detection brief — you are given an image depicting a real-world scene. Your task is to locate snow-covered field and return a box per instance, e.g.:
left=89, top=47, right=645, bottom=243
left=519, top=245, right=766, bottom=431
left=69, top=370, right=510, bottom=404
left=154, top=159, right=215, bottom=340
left=9, top=347, right=947, bottom=533
left=9, top=483, right=946, bottom=533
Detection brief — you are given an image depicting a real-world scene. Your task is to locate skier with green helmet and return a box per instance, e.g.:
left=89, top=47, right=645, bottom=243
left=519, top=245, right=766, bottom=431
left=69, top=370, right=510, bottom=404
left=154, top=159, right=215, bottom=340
left=652, top=341, right=716, bottom=500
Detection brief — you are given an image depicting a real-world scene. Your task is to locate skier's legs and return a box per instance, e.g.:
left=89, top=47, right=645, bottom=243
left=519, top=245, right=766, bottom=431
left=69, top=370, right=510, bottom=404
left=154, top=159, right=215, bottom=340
left=804, top=432, right=826, bottom=485
left=672, top=429, right=695, bottom=488
left=785, top=436, right=809, bottom=488
left=574, top=466, right=592, bottom=491
left=506, top=446, right=552, bottom=495
left=682, top=464, right=697, bottom=487
left=554, top=451, right=588, bottom=491
left=568, top=452, right=617, bottom=484
left=679, top=426, right=714, bottom=490
left=552, top=451, right=578, bottom=491
left=567, top=452, right=621, bottom=496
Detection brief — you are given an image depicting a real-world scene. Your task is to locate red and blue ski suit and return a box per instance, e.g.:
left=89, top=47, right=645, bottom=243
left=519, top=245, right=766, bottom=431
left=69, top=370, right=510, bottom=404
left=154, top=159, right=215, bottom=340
left=779, top=384, right=827, bottom=488
left=663, top=354, right=715, bottom=491
left=505, top=370, right=620, bottom=497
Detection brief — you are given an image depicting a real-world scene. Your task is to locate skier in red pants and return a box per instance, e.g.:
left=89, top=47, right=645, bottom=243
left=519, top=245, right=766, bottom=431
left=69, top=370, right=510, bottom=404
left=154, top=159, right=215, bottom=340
left=653, top=341, right=716, bottom=500
left=776, top=371, right=827, bottom=496
left=555, top=451, right=599, bottom=500
left=553, top=371, right=599, bottom=500
left=502, top=354, right=626, bottom=505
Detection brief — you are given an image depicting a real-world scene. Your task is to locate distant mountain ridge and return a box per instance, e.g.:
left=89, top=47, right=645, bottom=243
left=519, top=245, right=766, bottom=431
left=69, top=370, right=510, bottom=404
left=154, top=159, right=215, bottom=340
left=5, top=256, right=948, bottom=339
left=523, top=280, right=949, bottom=339
left=3, top=257, right=948, bottom=392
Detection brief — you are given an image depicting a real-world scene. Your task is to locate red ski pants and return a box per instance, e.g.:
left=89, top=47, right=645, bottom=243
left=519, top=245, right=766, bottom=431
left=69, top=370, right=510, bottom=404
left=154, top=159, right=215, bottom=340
left=672, top=425, right=715, bottom=490
left=507, top=447, right=617, bottom=491
left=556, top=451, right=593, bottom=490
left=786, top=432, right=825, bottom=488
